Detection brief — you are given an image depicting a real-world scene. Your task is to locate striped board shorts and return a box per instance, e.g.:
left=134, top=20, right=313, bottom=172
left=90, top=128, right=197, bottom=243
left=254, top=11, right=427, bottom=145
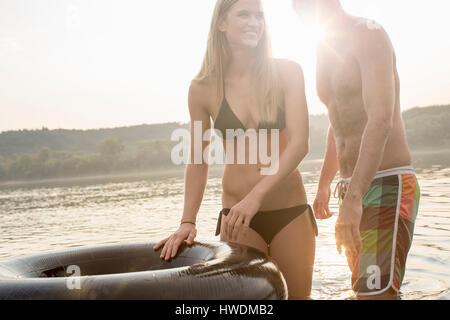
left=335, top=166, right=421, bottom=296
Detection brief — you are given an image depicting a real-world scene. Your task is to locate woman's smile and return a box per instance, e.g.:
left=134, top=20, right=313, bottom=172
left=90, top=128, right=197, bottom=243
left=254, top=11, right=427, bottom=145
left=243, top=30, right=258, bottom=37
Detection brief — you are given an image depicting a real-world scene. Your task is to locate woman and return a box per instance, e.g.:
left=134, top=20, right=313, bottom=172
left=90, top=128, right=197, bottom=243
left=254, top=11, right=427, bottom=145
left=154, top=0, right=317, bottom=299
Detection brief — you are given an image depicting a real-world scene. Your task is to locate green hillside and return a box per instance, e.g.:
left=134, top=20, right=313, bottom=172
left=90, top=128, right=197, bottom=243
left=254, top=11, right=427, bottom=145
left=403, top=105, right=450, bottom=149
left=0, top=123, right=189, bottom=157
left=0, top=105, right=448, bottom=182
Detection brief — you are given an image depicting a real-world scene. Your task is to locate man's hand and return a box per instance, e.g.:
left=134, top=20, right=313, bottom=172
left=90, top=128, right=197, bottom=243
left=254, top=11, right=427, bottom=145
left=335, top=195, right=363, bottom=259
left=313, top=186, right=334, bottom=220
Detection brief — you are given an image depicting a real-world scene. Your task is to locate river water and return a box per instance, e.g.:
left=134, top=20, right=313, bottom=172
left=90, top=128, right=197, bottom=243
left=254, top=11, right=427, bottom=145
left=0, top=155, right=449, bottom=300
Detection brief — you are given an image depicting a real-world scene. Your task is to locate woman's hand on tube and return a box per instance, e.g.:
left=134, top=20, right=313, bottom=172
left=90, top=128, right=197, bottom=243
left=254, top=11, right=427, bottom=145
left=153, top=223, right=197, bottom=261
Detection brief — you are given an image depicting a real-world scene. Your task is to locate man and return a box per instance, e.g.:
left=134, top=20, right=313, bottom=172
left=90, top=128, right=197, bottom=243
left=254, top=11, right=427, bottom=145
left=293, top=0, right=420, bottom=299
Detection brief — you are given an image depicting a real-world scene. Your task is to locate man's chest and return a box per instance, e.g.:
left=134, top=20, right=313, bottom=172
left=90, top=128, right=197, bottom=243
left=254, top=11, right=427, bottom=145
left=316, top=45, right=363, bottom=107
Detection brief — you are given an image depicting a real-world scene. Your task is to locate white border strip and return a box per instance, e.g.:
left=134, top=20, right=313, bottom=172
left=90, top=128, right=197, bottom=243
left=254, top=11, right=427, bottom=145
left=340, top=165, right=415, bottom=182
left=373, top=165, right=415, bottom=180
left=356, top=174, right=403, bottom=296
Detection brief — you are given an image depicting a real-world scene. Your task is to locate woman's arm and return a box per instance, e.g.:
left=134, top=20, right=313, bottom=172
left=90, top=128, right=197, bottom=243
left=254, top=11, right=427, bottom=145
left=181, top=80, right=213, bottom=224
left=251, top=60, right=309, bottom=199
left=154, top=80, right=212, bottom=260
left=224, top=60, right=310, bottom=240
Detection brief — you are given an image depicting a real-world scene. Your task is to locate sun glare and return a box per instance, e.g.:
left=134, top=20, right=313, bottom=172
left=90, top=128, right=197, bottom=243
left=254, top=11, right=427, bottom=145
left=263, top=1, right=323, bottom=59
left=263, top=1, right=326, bottom=115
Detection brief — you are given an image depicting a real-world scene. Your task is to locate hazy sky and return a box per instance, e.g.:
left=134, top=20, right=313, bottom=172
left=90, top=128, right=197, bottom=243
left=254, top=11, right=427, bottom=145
left=1, top=0, right=449, bottom=132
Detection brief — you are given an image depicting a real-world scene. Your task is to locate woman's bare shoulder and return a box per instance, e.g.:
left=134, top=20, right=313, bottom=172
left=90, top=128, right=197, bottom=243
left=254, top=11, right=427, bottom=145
left=273, top=58, right=305, bottom=88
left=189, top=76, right=217, bottom=107
left=273, top=58, right=304, bottom=76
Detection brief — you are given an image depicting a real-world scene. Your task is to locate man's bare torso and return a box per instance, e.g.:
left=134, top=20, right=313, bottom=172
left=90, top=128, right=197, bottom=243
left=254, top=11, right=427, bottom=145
left=316, top=17, right=412, bottom=178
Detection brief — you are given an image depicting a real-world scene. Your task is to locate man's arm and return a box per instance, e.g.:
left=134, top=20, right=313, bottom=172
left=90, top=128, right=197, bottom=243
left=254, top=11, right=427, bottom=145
left=345, top=28, right=395, bottom=201
left=335, top=27, right=395, bottom=256
left=314, top=125, right=339, bottom=219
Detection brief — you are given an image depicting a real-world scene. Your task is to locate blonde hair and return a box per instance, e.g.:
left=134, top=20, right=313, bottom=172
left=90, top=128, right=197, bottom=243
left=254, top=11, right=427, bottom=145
left=195, top=0, right=283, bottom=124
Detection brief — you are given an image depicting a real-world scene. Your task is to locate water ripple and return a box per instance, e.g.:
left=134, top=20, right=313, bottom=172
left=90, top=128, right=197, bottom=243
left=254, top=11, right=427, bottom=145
left=0, top=167, right=449, bottom=300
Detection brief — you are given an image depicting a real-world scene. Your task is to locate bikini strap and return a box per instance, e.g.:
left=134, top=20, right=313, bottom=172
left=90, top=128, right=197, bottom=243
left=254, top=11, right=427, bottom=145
left=221, top=76, right=227, bottom=103
left=306, top=204, right=319, bottom=237
left=215, top=209, right=230, bottom=236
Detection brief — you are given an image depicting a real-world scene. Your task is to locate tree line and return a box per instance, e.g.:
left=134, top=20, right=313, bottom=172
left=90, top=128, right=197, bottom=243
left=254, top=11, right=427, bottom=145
left=0, top=105, right=448, bottom=182
left=0, top=138, right=177, bottom=181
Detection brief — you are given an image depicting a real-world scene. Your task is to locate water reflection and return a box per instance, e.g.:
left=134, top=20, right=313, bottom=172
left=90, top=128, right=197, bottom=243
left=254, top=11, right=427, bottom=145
left=0, top=158, right=449, bottom=300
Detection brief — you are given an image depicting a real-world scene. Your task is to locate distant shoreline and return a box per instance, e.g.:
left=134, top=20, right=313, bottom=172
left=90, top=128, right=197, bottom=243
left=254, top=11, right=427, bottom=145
left=0, top=166, right=224, bottom=189
left=0, top=157, right=324, bottom=188
left=0, top=149, right=448, bottom=189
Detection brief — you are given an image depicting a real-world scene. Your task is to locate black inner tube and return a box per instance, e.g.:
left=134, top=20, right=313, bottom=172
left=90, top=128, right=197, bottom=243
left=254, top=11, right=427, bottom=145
left=0, top=242, right=288, bottom=300
left=39, top=243, right=213, bottom=277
